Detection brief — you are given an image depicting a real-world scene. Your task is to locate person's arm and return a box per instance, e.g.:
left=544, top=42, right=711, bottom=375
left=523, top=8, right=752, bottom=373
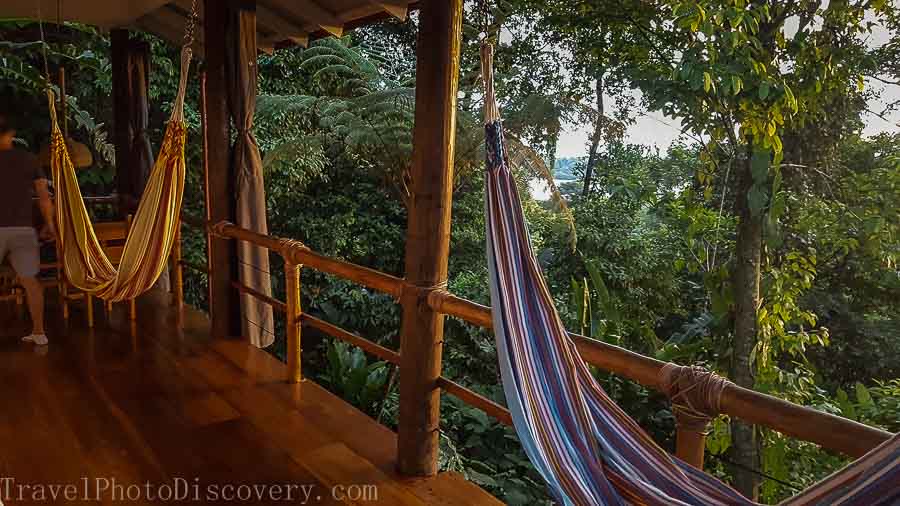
left=34, top=178, right=56, bottom=240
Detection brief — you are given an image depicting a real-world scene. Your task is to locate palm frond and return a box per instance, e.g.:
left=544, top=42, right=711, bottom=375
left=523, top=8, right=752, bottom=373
left=506, top=133, right=578, bottom=250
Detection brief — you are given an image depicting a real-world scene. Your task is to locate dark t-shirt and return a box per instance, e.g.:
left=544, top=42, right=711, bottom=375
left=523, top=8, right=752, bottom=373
left=0, top=148, right=47, bottom=228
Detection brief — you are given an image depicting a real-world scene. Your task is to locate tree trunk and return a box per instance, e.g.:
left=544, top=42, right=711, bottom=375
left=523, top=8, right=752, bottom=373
left=582, top=74, right=605, bottom=196
left=730, top=146, right=762, bottom=500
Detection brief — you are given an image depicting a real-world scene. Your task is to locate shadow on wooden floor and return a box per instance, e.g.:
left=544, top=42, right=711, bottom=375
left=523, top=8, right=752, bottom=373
left=0, top=290, right=502, bottom=505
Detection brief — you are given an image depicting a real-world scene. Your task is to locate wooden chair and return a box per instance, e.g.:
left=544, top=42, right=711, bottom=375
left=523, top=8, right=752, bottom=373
left=59, top=215, right=136, bottom=327
left=2, top=244, right=63, bottom=314
left=0, top=260, right=24, bottom=308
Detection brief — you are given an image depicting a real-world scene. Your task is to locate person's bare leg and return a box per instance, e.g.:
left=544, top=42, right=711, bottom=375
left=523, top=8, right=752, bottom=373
left=19, top=275, right=47, bottom=343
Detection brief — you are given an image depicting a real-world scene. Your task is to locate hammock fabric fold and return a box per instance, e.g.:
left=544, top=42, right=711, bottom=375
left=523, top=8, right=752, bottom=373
left=480, top=43, right=899, bottom=506
left=48, top=48, right=192, bottom=302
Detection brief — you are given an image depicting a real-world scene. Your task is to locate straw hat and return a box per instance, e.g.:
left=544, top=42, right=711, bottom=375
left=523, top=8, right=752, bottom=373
left=37, top=137, right=94, bottom=169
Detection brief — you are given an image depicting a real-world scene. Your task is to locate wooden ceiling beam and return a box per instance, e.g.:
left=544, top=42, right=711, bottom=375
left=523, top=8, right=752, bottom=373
left=259, top=0, right=344, bottom=37
left=364, top=0, right=409, bottom=21
left=170, top=0, right=204, bottom=21
left=136, top=10, right=204, bottom=56
left=170, top=0, right=277, bottom=52
left=122, top=0, right=176, bottom=26
left=256, top=4, right=310, bottom=48
left=4, top=0, right=173, bottom=29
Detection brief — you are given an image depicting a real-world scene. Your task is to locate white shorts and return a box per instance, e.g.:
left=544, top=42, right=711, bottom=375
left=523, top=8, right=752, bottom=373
left=0, top=227, right=40, bottom=278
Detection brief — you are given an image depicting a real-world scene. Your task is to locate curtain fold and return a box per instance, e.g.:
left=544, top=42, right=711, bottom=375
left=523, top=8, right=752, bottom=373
left=226, top=2, right=274, bottom=348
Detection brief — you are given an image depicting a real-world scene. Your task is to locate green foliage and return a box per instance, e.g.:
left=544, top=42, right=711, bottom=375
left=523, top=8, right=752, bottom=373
left=440, top=396, right=552, bottom=505
left=321, top=341, right=392, bottom=418
left=5, top=5, right=896, bottom=503
left=0, top=23, right=115, bottom=179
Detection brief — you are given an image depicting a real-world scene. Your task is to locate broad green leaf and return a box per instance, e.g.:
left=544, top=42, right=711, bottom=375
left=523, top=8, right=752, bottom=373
left=783, top=84, right=798, bottom=113
left=731, top=75, right=743, bottom=95
left=855, top=382, right=873, bottom=407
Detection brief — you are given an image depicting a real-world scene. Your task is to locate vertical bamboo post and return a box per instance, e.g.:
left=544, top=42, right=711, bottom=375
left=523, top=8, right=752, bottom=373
left=57, top=239, right=69, bottom=320
left=127, top=214, right=136, bottom=320
left=172, top=224, right=184, bottom=308
left=86, top=294, right=94, bottom=327
left=675, top=424, right=708, bottom=469
left=284, top=261, right=302, bottom=383
left=396, top=0, right=463, bottom=478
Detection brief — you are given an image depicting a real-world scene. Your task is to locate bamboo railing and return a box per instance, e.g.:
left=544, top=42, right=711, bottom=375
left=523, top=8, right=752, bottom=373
left=174, top=215, right=894, bottom=471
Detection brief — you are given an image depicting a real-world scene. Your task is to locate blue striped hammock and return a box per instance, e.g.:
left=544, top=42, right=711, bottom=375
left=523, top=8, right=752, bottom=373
left=480, top=43, right=900, bottom=506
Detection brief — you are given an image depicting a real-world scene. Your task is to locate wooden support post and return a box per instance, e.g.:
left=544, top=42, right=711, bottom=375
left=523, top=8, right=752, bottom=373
left=204, top=0, right=240, bottom=338
left=396, top=0, right=463, bottom=478
left=61, top=286, right=69, bottom=319
left=284, top=262, right=302, bottom=383
left=86, top=294, right=94, bottom=327
left=56, top=239, right=68, bottom=320
left=110, top=29, right=132, bottom=202
left=675, top=423, right=708, bottom=469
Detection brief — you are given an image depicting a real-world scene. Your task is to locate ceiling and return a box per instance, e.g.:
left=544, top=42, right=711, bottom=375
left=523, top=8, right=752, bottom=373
left=1, top=0, right=416, bottom=54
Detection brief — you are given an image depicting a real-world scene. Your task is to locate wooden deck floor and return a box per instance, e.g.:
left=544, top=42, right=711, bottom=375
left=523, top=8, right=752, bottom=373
left=0, top=290, right=502, bottom=505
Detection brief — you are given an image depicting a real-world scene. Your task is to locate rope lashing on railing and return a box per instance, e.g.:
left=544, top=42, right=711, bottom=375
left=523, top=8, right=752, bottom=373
left=657, top=364, right=733, bottom=433
left=209, top=220, right=233, bottom=239
left=277, top=238, right=309, bottom=260
left=402, top=279, right=451, bottom=309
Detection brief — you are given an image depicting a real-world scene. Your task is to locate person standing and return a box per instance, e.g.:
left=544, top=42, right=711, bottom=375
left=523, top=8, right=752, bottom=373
left=0, top=112, right=55, bottom=346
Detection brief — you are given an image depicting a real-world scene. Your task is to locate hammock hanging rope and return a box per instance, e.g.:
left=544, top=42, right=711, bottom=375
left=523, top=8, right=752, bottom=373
left=480, top=41, right=899, bottom=506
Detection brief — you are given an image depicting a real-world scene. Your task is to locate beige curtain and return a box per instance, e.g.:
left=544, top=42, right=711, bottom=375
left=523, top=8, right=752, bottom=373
left=226, top=2, right=274, bottom=348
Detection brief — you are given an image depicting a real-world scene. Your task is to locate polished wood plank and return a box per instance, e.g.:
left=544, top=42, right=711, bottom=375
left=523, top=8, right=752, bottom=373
left=266, top=381, right=399, bottom=474
left=0, top=290, right=502, bottom=505
left=301, top=443, right=425, bottom=506
left=401, top=472, right=505, bottom=506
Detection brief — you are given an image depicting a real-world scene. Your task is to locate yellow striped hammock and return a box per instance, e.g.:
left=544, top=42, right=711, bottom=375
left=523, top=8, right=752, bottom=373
left=46, top=47, right=191, bottom=302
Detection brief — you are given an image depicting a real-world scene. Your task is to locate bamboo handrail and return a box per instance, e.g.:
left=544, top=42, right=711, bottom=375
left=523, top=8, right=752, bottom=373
left=178, top=214, right=894, bottom=459
left=224, top=268, right=401, bottom=365
left=426, top=289, right=892, bottom=458
left=437, top=377, right=513, bottom=426
left=232, top=280, right=287, bottom=313
left=40, top=195, right=119, bottom=205
left=301, top=314, right=402, bottom=366
left=183, top=215, right=405, bottom=298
